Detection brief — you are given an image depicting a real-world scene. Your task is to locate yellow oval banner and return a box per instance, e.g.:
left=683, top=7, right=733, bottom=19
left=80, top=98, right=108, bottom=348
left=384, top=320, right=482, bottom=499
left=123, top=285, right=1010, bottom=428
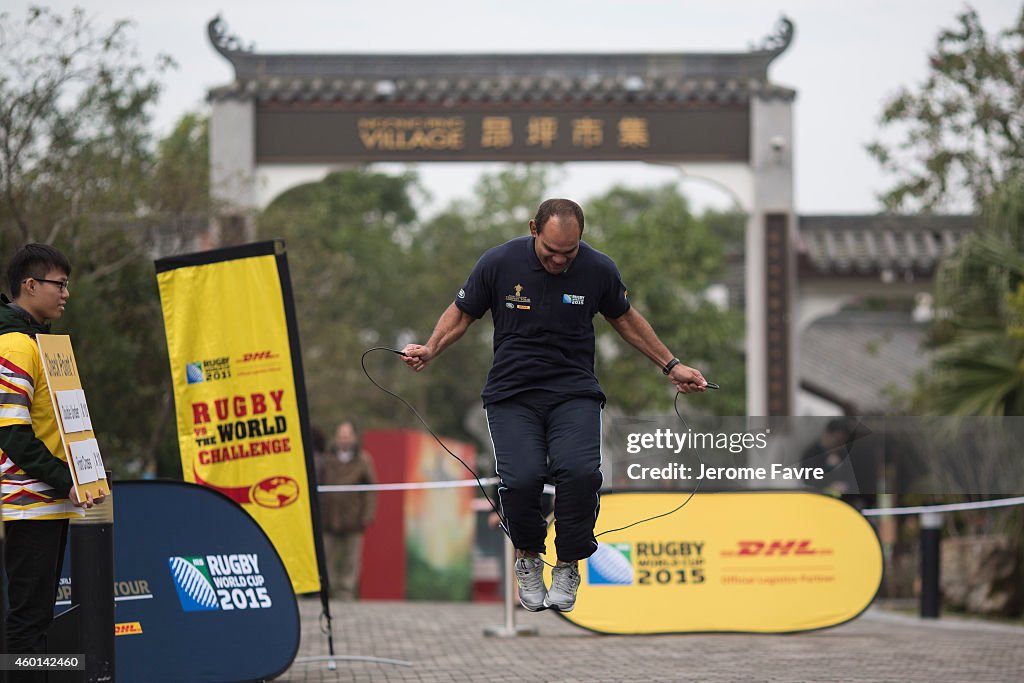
left=543, top=491, right=882, bottom=634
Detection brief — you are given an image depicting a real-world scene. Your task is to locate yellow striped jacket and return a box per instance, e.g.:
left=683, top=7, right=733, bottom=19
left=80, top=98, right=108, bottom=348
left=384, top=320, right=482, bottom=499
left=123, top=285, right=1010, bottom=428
left=1, top=331, right=79, bottom=520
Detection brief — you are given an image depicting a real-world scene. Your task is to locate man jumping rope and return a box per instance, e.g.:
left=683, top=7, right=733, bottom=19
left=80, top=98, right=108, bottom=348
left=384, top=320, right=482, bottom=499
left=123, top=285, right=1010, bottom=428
left=401, top=198, right=707, bottom=612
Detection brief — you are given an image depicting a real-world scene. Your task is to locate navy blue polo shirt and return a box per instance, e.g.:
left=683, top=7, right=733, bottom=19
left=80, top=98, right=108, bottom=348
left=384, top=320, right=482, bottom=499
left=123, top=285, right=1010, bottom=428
left=455, top=235, right=630, bottom=406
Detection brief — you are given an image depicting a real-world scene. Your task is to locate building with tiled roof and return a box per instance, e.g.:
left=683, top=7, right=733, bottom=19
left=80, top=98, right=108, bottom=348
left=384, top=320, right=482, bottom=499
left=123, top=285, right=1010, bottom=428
left=798, top=215, right=975, bottom=280
left=206, top=16, right=796, bottom=108
left=794, top=215, right=976, bottom=415
left=799, top=310, right=934, bottom=415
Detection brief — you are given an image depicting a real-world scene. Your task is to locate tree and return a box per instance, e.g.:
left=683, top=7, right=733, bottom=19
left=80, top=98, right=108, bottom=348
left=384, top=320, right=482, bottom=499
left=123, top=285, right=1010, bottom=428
left=1009, top=282, right=1024, bottom=340
left=912, top=175, right=1024, bottom=415
left=0, top=7, right=205, bottom=477
left=0, top=6, right=172, bottom=245
left=258, top=169, right=424, bottom=434
left=867, top=5, right=1024, bottom=212
left=55, top=112, right=213, bottom=479
left=149, top=113, right=209, bottom=214
left=905, top=179, right=1024, bottom=546
left=584, top=185, right=746, bottom=416
left=145, top=112, right=213, bottom=255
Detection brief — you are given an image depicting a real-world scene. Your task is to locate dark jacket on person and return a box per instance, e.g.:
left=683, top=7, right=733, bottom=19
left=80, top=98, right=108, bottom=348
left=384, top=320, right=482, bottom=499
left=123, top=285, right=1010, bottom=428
left=318, top=448, right=377, bottom=534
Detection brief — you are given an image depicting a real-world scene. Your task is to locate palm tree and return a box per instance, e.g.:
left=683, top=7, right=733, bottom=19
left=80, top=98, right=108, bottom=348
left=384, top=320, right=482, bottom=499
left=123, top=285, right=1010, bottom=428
left=915, top=175, right=1024, bottom=416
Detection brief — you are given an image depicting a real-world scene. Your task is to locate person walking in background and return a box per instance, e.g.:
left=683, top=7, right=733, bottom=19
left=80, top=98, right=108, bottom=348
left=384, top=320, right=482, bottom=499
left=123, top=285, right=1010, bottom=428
left=319, top=420, right=377, bottom=600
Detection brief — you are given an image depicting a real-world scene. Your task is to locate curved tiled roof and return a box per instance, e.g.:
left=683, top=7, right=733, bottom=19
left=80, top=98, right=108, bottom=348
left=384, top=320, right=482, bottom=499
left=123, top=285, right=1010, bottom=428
left=206, top=16, right=797, bottom=105
left=799, top=311, right=932, bottom=414
left=798, top=215, right=976, bottom=277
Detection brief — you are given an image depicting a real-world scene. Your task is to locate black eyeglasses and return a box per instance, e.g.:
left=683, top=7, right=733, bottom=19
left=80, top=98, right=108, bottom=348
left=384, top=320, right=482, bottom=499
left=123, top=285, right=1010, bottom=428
left=29, top=277, right=70, bottom=292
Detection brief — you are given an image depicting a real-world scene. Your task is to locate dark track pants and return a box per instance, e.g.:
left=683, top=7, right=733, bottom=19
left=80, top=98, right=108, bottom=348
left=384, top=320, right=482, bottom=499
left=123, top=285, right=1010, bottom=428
left=486, top=390, right=603, bottom=562
left=4, top=518, right=69, bottom=665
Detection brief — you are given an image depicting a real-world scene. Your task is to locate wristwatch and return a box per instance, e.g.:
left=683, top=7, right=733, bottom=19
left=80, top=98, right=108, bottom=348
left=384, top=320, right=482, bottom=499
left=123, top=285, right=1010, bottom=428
left=662, top=358, right=681, bottom=375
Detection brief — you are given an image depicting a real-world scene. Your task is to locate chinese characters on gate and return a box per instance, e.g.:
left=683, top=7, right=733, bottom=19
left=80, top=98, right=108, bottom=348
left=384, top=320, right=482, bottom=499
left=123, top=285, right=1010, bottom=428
left=357, top=115, right=651, bottom=152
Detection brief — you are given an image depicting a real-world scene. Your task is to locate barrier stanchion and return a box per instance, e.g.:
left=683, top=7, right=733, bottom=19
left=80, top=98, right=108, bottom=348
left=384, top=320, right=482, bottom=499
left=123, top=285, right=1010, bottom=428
left=864, top=500, right=1024, bottom=621
left=484, top=533, right=538, bottom=638
left=70, top=475, right=115, bottom=682
left=919, top=511, right=943, bottom=619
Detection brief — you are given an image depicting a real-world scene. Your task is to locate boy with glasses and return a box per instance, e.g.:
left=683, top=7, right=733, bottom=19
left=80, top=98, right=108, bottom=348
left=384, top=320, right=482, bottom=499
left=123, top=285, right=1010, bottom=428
left=1, top=243, right=102, bottom=672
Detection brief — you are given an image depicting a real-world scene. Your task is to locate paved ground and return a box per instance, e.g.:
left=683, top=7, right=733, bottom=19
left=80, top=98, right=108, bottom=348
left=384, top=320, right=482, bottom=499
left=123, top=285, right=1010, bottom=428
left=279, top=597, right=1024, bottom=682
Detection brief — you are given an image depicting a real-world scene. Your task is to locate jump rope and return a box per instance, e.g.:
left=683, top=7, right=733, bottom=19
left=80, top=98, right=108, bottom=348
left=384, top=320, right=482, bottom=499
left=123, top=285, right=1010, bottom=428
left=361, top=346, right=719, bottom=569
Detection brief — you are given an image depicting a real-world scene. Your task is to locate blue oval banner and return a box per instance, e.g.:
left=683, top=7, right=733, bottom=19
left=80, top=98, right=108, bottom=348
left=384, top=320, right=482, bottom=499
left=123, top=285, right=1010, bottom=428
left=58, top=481, right=299, bottom=681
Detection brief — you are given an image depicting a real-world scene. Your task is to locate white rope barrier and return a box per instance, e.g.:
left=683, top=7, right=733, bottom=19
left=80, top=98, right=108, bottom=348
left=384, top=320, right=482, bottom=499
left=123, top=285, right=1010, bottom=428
left=317, top=477, right=499, bottom=493
left=862, top=496, right=1024, bottom=517
left=318, top=481, right=1024, bottom=517
left=318, top=479, right=559, bottom=495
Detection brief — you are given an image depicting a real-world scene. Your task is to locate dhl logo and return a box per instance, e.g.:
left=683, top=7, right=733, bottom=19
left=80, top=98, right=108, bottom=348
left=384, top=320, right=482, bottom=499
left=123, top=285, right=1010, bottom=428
left=720, top=539, right=834, bottom=557
left=115, top=622, right=143, bottom=636
left=240, top=351, right=277, bottom=362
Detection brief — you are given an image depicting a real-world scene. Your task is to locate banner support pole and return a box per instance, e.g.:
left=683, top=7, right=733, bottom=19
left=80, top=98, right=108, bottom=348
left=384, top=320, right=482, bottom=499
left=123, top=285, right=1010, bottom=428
left=273, top=242, right=336, bottom=658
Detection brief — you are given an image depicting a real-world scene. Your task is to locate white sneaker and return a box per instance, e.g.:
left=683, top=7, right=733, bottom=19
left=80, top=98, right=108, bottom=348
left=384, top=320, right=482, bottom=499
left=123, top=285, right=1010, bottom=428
left=543, top=561, right=580, bottom=612
left=514, top=556, right=547, bottom=612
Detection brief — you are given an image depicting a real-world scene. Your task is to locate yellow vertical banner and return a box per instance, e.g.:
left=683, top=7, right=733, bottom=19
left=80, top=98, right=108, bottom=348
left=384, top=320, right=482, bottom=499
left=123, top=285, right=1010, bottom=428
left=155, top=241, right=320, bottom=593
left=36, top=334, right=111, bottom=502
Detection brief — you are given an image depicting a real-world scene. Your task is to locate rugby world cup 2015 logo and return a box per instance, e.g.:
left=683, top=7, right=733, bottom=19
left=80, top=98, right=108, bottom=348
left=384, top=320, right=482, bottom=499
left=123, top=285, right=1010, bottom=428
left=587, top=543, right=634, bottom=585
left=169, top=556, right=219, bottom=611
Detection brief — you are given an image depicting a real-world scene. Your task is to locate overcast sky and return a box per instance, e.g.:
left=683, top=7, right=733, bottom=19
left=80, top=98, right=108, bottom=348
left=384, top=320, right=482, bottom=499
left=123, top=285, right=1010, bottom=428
left=10, top=1, right=1021, bottom=215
